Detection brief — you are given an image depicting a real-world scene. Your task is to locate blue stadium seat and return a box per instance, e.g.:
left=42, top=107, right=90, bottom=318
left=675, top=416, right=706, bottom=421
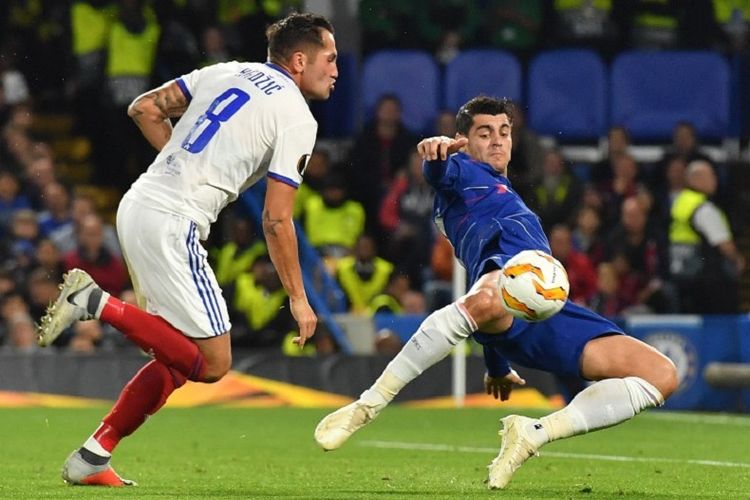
left=611, top=51, right=730, bottom=141
left=361, top=50, right=440, bottom=134
left=528, top=49, right=607, bottom=141
left=444, top=50, right=522, bottom=112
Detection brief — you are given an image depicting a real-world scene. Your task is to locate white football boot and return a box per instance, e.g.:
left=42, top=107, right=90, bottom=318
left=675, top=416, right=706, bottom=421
left=62, top=450, right=136, bottom=487
left=487, top=415, right=541, bottom=489
left=314, top=401, right=380, bottom=450
left=37, top=268, right=96, bottom=347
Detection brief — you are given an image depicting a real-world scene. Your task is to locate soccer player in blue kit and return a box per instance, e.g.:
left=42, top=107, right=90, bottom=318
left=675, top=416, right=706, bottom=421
left=315, top=96, right=678, bottom=489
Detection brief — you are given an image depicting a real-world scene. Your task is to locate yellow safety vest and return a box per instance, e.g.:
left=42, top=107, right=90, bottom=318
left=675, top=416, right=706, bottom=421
left=368, top=294, right=403, bottom=316
left=669, top=189, right=705, bottom=245
left=555, top=0, right=611, bottom=11
left=336, top=257, right=394, bottom=314
left=106, top=18, right=160, bottom=78
left=233, top=273, right=287, bottom=331
left=714, top=0, right=750, bottom=23
left=304, top=197, right=365, bottom=250
left=213, top=241, right=267, bottom=285
left=71, top=2, right=116, bottom=55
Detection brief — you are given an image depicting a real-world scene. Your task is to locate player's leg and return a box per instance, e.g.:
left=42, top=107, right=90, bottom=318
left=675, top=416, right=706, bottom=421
left=488, top=307, right=678, bottom=488
left=59, top=202, right=232, bottom=485
left=315, top=270, right=511, bottom=450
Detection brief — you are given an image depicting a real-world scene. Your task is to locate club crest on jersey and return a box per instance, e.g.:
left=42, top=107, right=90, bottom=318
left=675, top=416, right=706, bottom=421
left=297, top=154, right=311, bottom=176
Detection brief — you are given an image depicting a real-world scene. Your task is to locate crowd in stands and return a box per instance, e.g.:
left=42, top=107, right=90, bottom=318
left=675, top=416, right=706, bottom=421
left=0, top=1, right=748, bottom=355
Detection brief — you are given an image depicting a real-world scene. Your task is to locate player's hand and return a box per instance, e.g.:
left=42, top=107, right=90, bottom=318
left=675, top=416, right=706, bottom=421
left=484, top=369, right=526, bottom=401
left=417, top=136, right=468, bottom=161
left=290, top=297, right=317, bottom=348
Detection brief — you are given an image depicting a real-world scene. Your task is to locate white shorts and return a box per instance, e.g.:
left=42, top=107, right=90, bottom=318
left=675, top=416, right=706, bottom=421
left=116, top=197, right=231, bottom=338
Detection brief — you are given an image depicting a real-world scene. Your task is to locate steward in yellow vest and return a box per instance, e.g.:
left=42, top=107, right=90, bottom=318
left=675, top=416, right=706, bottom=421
left=336, top=235, right=393, bottom=314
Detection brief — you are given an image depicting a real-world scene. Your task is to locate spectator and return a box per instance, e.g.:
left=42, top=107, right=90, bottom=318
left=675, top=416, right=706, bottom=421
left=347, top=94, right=419, bottom=233
left=588, top=262, right=628, bottom=317
left=304, top=174, right=365, bottom=259
left=599, top=153, right=641, bottom=227
left=548, top=224, right=597, bottom=304
left=528, top=149, right=583, bottom=231
left=294, top=149, right=332, bottom=219
left=605, top=197, right=673, bottom=313
left=199, top=26, right=231, bottom=67
left=571, top=206, right=606, bottom=266
left=592, top=125, right=631, bottom=186
left=0, top=170, right=31, bottom=235
left=26, top=268, right=64, bottom=332
left=62, top=213, right=129, bottom=297
left=212, top=214, right=266, bottom=286
left=1, top=313, right=40, bottom=354
left=2, top=209, right=40, bottom=282
left=478, top=0, right=543, bottom=59
left=507, top=106, right=543, bottom=200
left=50, top=193, right=121, bottom=256
left=23, top=152, right=58, bottom=211
left=434, top=109, right=458, bottom=137
left=423, top=232, right=455, bottom=311
left=543, top=0, right=621, bottom=57
left=37, top=182, right=72, bottom=237
left=0, top=41, right=30, bottom=110
left=713, top=1, right=750, bottom=52
left=669, top=160, right=745, bottom=313
left=68, top=320, right=104, bottom=353
left=379, top=150, right=435, bottom=289
left=33, top=238, right=65, bottom=283
left=415, top=0, right=480, bottom=64
left=654, top=121, right=713, bottom=196
left=335, top=234, right=394, bottom=315
left=230, top=255, right=294, bottom=349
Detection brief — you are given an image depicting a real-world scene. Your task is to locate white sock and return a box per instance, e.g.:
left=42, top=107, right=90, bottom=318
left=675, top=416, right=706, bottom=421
left=360, top=303, right=476, bottom=409
left=83, top=424, right=111, bottom=458
left=524, top=377, right=665, bottom=447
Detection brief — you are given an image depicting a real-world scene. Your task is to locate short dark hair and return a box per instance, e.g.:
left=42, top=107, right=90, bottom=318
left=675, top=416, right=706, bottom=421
left=455, top=96, right=514, bottom=135
left=266, top=13, right=334, bottom=64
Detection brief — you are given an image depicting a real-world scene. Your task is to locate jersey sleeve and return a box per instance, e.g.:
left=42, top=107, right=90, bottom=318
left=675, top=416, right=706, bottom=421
left=483, top=344, right=512, bottom=377
left=267, top=121, right=318, bottom=188
left=174, top=67, right=204, bottom=102
left=423, top=156, right=460, bottom=191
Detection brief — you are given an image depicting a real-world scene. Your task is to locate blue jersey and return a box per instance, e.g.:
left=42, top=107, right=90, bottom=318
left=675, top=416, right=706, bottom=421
left=424, top=151, right=624, bottom=379
left=423, top=151, right=550, bottom=284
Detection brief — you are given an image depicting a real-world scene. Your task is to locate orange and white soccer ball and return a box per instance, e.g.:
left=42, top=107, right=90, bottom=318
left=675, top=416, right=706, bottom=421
left=499, top=250, right=570, bottom=322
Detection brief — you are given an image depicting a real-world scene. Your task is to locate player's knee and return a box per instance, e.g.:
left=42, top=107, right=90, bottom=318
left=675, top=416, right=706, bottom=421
left=462, top=288, right=501, bottom=325
left=655, top=358, right=679, bottom=399
left=202, top=354, right=232, bottom=383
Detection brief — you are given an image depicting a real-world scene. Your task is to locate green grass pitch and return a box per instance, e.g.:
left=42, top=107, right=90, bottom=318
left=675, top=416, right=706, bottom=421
left=1, top=406, right=749, bottom=499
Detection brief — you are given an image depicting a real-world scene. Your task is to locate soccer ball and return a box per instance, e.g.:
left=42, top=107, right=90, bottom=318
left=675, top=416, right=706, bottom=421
left=499, top=250, right=569, bottom=322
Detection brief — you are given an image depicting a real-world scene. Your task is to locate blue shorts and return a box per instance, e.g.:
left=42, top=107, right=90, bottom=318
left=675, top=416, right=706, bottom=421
left=472, top=301, right=624, bottom=378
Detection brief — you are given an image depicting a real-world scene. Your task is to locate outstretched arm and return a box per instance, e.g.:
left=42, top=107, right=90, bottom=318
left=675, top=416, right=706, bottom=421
left=127, top=81, right=189, bottom=151
left=263, top=177, right=317, bottom=347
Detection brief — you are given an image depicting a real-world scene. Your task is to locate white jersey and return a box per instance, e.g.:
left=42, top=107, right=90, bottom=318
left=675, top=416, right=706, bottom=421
left=125, top=61, right=317, bottom=239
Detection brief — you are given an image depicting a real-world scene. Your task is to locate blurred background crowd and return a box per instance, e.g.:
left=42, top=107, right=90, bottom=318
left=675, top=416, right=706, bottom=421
left=1, top=0, right=749, bottom=356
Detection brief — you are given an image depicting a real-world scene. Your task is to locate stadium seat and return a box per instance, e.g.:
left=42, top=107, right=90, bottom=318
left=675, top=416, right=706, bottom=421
left=444, top=49, right=522, bottom=112
left=527, top=49, right=607, bottom=141
left=361, top=50, right=440, bottom=134
left=611, top=51, right=730, bottom=141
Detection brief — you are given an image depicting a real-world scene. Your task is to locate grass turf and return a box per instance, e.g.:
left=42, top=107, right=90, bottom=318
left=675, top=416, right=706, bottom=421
left=1, top=406, right=749, bottom=499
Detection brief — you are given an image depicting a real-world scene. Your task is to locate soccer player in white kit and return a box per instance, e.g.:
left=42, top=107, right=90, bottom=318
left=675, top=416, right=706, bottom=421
left=36, top=13, right=338, bottom=486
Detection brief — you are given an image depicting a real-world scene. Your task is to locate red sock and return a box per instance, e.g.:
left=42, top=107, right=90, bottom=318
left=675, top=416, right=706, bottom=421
left=96, top=360, right=186, bottom=453
left=100, top=298, right=206, bottom=381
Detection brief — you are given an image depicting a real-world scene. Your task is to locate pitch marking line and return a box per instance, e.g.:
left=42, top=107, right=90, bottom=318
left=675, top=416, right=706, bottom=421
left=360, top=440, right=750, bottom=469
